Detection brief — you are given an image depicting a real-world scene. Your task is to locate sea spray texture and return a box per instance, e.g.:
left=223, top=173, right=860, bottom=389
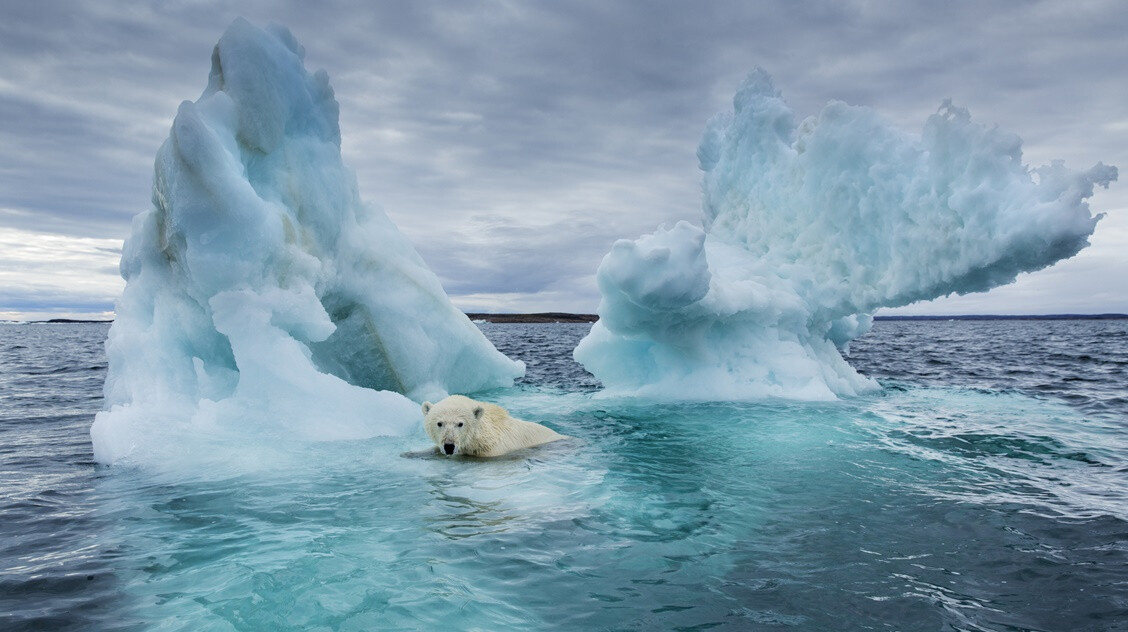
left=575, top=70, right=1117, bottom=400
left=91, top=20, right=523, bottom=465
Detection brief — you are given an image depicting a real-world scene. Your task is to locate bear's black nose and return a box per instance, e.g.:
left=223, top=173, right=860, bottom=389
left=443, top=443, right=456, bottom=455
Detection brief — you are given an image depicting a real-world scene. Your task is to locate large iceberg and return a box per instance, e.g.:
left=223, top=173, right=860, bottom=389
left=92, top=20, right=523, bottom=464
left=575, top=70, right=1116, bottom=401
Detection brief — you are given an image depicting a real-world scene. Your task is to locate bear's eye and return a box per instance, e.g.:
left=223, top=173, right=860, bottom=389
left=457, top=422, right=464, bottom=427
left=436, top=422, right=443, bottom=428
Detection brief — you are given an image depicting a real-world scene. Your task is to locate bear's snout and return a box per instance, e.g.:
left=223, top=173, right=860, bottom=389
left=443, top=443, right=456, bottom=455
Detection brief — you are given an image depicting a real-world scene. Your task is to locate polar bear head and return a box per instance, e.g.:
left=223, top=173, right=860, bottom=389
left=422, top=395, right=485, bottom=456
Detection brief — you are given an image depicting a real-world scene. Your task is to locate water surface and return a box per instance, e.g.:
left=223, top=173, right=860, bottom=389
left=2, top=320, right=1126, bottom=630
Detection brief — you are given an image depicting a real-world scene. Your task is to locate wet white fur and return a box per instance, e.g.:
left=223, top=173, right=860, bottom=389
left=422, top=395, right=566, bottom=457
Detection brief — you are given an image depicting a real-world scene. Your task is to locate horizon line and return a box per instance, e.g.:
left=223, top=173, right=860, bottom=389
left=6, top=312, right=1128, bottom=325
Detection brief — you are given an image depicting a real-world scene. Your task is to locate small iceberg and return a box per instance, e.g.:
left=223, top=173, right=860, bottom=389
left=576, top=69, right=1116, bottom=401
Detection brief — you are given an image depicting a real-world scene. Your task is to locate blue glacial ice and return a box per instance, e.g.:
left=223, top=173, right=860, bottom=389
left=91, top=20, right=523, bottom=465
left=575, top=70, right=1117, bottom=401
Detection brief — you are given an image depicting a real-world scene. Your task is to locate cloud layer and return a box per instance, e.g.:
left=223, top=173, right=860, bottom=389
left=1, top=0, right=1125, bottom=318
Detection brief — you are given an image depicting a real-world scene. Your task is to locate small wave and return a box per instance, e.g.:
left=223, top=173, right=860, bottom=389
left=864, top=385, right=1128, bottom=521
left=23, top=364, right=105, bottom=376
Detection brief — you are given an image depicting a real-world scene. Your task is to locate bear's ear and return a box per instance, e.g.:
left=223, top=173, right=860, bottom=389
left=421, top=402, right=432, bottom=415
left=473, top=406, right=484, bottom=420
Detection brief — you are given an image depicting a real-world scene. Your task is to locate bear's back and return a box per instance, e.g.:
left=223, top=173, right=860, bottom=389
left=473, top=404, right=566, bottom=457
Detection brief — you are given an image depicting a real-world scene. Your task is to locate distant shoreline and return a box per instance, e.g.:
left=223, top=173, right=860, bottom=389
left=465, top=312, right=598, bottom=323
left=7, top=313, right=1127, bottom=325
left=872, top=313, right=1128, bottom=321
left=21, top=318, right=117, bottom=324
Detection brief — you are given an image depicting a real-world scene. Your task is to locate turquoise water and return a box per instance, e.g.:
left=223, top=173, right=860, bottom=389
left=2, top=321, right=1127, bottom=630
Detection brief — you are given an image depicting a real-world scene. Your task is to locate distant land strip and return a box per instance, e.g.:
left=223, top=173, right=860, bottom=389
left=11, top=313, right=1128, bottom=324
left=872, top=314, right=1128, bottom=321
left=465, top=312, right=598, bottom=323
left=466, top=313, right=1128, bottom=323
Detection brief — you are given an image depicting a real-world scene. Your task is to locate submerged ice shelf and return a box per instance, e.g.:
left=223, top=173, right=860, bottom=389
left=576, top=70, right=1117, bottom=401
left=91, top=20, right=523, bottom=465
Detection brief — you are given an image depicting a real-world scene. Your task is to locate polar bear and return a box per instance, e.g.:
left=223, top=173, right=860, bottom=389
left=421, top=395, right=567, bottom=457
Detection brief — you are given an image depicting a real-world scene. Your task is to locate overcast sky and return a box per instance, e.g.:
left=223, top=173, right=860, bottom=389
left=1, top=0, right=1125, bottom=320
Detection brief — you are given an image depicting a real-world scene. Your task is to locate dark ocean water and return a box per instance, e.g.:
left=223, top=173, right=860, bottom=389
left=1, top=320, right=1126, bottom=631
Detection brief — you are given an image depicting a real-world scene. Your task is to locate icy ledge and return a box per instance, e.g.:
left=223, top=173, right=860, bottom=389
left=92, top=20, right=523, bottom=465
left=575, top=70, right=1116, bottom=401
